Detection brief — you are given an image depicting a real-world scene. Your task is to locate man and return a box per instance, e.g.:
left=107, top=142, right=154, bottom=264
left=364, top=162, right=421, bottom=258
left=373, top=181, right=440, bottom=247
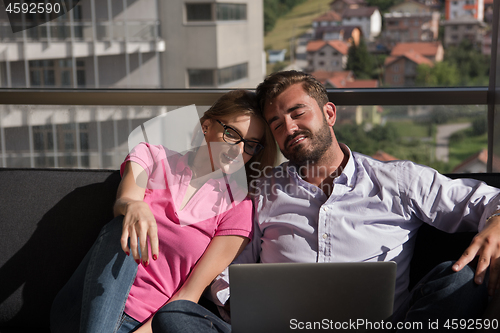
left=152, top=71, right=500, bottom=332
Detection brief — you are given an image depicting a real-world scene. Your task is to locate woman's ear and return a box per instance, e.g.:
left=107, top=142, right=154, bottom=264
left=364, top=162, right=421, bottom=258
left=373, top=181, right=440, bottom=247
left=201, top=119, right=212, bottom=134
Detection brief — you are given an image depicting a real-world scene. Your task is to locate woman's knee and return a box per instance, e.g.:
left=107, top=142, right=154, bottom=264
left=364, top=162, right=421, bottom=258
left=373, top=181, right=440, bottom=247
left=152, top=300, right=226, bottom=333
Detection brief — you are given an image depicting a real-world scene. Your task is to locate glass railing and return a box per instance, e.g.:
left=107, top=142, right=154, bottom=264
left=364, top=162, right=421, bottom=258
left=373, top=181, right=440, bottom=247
left=0, top=87, right=492, bottom=173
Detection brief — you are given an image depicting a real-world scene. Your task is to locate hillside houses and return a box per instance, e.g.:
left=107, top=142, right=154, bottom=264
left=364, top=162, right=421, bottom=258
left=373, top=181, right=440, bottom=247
left=296, top=0, right=491, bottom=88
left=306, top=40, right=350, bottom=72
left=384, top=42, right=443, bottom=86
left=382, top=0, right=440, bottom=46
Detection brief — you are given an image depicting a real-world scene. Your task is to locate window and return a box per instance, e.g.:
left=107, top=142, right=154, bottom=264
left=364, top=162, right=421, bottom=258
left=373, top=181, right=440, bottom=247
left=188, top=69, right=214, bottom=87
left=186, top=3, right=213, bottom=21
left=188, top=63, right=248, bottom=87
left=29, top=59, right=85, bottom=87
left=30, top=60, right=55, bottom=87
left=186, top=3, right=247, bottom=22
left=319, top=51, right=325, bottom=56
left=393, top=74, right=399, bottom=83
left=33, top=123, right=90, bottom=168
left=217, top=3, right=246, bottom=21
left=218, top=63, right=248, bottom=85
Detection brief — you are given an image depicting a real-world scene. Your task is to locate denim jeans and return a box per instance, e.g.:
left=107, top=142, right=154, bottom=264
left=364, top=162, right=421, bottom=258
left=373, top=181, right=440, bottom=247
left=152, top=300, right=231, bottom=333
left=50, top=216, right=139, bottom=333
left=391, top=261, right=489, bottom=332
left=149, top=261, right=489, bottom=333
left=116, top=312, right=142, bottom=333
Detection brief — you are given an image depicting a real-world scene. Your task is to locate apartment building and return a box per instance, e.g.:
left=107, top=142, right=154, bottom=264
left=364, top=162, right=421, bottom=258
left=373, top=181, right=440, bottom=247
left=441, top=16, right=486, bottom=48
left=382, top=0, right=440, bottom=46
left=0, top=0, right=264, bottom=89
left=0, top=0, right=264, bottom=168
left=341, top=6, right=381, bottom=41
left=445, top=0, right=484, bottom=21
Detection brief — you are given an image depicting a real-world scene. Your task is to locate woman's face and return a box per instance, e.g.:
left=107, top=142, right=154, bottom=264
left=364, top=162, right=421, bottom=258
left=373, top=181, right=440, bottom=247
left=202, top=114, right=264, bottom=174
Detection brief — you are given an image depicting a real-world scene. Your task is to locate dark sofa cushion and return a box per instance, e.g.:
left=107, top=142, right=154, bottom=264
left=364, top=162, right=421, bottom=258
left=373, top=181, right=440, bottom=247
left=409, top=173, right=500, bottom=289
left=0, top=169, right=499, bottom=332
left=0, top=168, right=120, bottom=332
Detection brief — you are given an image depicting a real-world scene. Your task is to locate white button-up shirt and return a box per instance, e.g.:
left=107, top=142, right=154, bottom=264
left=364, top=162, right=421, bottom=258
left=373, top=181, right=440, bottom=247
left=211, top=145, right=500, bottom=312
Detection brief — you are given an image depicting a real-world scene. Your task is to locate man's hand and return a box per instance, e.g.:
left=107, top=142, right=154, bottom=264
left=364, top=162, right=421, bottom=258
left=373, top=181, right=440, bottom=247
left=453, top=217, right=500, bottom=296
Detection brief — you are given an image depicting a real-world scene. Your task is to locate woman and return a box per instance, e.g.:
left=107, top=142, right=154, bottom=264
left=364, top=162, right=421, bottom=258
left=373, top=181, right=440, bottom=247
left=50, top=90, right=277, bottom=333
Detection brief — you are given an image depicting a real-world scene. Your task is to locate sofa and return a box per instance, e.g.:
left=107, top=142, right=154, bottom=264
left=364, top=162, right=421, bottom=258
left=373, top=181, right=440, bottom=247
left=0, top=167, right=499, bottom=332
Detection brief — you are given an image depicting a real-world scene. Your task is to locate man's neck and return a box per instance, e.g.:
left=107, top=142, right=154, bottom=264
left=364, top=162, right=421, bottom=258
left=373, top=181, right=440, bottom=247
left=298, top=143, right=348, bottom=195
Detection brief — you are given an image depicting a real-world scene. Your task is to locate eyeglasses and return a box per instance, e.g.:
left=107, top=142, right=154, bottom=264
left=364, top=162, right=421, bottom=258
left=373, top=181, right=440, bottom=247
left=216, top=120, right=264, bottom=156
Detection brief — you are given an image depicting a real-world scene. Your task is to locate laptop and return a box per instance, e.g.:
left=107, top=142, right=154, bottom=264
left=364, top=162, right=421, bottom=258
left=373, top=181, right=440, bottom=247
left=229, top=262, right=397, bottom=333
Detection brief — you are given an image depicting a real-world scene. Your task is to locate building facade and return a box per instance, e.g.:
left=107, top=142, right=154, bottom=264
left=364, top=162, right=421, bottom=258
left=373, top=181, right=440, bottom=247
left=441, top=16, right=486, bottom=48
left=306, top=40, right=349, bottom=72
left=341, top=6, right=381, bottom=41
left=445, top=0, right=484, bottom=21
left=382, top=1, right=440, bottom=46
left=0, top=0, right=264, bottom=169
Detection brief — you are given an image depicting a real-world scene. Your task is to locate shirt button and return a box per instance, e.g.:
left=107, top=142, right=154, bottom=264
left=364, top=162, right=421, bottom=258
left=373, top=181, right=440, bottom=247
left=322, top=233, right=328, bottom=239
left=323, top=207, right=328, bottom=211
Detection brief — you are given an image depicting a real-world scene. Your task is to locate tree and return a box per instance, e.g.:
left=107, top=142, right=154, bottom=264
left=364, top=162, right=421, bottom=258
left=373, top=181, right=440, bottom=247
left=444, top=40, right=490, bottom=86
left=416, top=62, right=460, bottom=87
left=346, top=39, right=373, bottom=79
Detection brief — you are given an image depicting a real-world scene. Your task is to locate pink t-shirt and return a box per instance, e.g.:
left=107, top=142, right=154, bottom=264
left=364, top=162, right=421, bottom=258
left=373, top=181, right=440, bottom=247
left=120, top=143, right=253, bottom=322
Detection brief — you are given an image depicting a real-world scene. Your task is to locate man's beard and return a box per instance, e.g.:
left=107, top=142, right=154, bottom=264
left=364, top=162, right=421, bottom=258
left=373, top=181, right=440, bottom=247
left=283, top=118, right=332, bottom=166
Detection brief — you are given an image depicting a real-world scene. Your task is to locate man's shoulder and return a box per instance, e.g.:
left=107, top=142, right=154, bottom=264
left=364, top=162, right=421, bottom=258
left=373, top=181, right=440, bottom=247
left=257, top=161, right=292, bottom=181
left=351, top=150, right=413, bottom=169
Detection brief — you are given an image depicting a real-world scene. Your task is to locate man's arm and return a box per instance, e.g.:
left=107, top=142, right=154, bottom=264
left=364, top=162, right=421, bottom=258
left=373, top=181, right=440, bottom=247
left=400, top=161, right=500, bottom=295
left=453, top=213, right=500, bottom=296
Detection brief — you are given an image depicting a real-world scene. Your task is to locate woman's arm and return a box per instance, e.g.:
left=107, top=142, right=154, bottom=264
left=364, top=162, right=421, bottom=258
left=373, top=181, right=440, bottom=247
left=170, top=235, right=250, bottom=303
left=134, top=235, right=250, bottom=333
left=114, top=161, right=159, bottom=266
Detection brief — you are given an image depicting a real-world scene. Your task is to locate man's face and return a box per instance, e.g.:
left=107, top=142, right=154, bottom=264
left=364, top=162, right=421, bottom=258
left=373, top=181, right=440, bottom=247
left=263, top=83, right=336, bottom=166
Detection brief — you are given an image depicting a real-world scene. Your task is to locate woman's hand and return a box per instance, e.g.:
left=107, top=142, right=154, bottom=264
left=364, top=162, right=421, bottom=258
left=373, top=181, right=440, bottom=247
left=114, top=161, right=159, bottom=266
left=121, top=201, right=159, bottom=266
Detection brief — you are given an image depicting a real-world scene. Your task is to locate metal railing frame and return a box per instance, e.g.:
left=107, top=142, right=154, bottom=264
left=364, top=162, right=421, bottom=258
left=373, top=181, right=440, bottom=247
left=0, top=86, right=490, bottom=106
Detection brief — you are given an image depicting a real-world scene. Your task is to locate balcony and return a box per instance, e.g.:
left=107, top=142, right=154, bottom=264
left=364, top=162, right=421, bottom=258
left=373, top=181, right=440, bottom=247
left=0, top=20, right=165, bottom=62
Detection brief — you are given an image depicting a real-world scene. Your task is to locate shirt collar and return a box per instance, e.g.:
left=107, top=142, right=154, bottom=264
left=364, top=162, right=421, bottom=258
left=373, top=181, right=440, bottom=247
left=337, top=143, right=356, bottom=188
left=285, top=143, right=357, bottom=188
left=174, top=151, right=239, bottom=193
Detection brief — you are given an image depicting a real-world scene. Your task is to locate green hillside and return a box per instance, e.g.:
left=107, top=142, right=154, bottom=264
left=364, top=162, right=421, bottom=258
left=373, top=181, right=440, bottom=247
left=264, top=0, right=331, bottom=52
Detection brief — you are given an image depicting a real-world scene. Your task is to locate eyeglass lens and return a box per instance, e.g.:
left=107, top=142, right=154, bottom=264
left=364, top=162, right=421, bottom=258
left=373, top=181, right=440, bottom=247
left=222, top=126, right=262, bottom=156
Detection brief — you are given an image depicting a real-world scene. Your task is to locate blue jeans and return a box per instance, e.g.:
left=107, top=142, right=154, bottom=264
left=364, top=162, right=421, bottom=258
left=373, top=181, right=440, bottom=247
left=50, top=216, right=140, bottom=333
left=152, top=300, right=231, bottom=333
left=149, top=261, right=489, bottom=333
left=391, top=261, right=489, bottom=332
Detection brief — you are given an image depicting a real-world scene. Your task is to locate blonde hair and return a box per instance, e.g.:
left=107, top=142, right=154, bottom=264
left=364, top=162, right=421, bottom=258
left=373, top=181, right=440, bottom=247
left=200, top=90, right=278, bottom=186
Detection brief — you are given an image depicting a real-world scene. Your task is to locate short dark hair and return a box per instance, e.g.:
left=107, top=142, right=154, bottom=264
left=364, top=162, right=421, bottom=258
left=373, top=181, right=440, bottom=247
left=255, top=71, right=329, bottom=113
